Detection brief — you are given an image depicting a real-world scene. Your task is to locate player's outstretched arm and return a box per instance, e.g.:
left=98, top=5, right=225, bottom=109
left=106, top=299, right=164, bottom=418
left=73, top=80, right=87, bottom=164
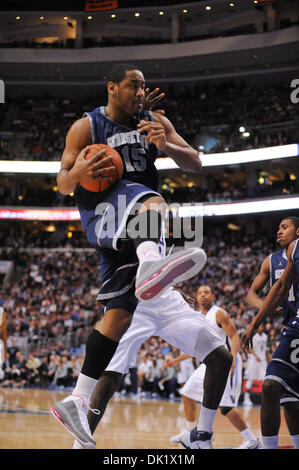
left=246, top=255, right=270, bottom=310
left=242, top=241, right=297, bottom=352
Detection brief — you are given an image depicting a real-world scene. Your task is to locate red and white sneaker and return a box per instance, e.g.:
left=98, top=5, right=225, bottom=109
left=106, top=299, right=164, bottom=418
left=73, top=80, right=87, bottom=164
left=135, top=248, right=207, bottom=301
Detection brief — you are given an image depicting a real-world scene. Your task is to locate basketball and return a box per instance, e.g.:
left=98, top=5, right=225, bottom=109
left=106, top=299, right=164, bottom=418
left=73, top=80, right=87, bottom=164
left=80, top=143, right=123, bottom=192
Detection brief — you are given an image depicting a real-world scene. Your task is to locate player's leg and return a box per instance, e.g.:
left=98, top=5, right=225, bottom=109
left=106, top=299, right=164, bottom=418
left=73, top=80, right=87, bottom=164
left=283, top=401, right=299, bottom=449
left=51, top=291, right=136, bottom=449
left=221, top=407, right=260, bottom=449
left=170, top=395, right=197, bottom=443
left=260, top=378, right=282, bottom=449
left=155, top=290, right=232, bottom=448
left=261, top=328, right=299, bottom=449
left=131, top=195, right=207, bottom=301
left=71, top=299, right=157, bottom=449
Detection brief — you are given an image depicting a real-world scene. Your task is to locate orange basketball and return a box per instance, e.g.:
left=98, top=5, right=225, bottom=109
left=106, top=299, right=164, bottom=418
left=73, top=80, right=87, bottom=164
left=80, top=144, right=123, bottom=192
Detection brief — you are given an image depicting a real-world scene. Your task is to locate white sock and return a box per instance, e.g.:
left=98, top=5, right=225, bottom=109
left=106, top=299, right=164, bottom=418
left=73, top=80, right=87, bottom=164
left=241, top=427, right=256, bottom=442
left=71, top=373, right=98, bottom=402
left=197, top=406, right=217, bottom=433
left=291, top=434, right=299, bottom=449
left=262, top=435, right=278, bottom=449
left=136, top=241, right=161, bottom=265
left=186, top=420, right=196, bottom=431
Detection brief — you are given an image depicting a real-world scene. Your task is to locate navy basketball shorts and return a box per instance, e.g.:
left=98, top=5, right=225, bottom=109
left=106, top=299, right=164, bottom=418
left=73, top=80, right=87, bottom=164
left=78, top=179, right=161, bottom=313
left=265, top=320, right=299, bottom=403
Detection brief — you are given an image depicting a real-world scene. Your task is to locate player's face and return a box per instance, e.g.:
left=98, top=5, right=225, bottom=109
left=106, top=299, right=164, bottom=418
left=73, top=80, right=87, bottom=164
left=114, top=70, right=145, bottom=116
left=276, top=219, right=297, bottom=247
left=196, top=286, right=214, bottom=309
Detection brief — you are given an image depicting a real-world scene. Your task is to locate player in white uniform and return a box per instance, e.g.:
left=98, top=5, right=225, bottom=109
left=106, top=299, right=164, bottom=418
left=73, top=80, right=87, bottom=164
left=72, top=286, right=232, bottom=449
left=177, top=356, right=195, bottom=387
left=0, top=306, right=7, bottom=381
left=168, top=286, right=260, bottom=449
left=243, top=323, right=268, bottom=406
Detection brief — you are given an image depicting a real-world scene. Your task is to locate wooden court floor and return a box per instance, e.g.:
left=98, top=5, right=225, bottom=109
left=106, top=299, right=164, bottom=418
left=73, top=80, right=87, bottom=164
left=0, top=388, right=293, bottom=449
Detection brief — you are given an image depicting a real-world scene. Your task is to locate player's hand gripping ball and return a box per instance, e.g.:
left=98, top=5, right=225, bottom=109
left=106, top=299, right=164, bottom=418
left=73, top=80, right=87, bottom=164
left=80, top=144, right=123, bottom=192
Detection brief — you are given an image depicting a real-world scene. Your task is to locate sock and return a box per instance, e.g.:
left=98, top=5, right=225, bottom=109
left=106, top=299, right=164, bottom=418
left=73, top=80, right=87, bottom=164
left=81, top=329, right=118, bottom=380
left=136, top=241, right=161, bottom=265
left=72, top=373, right=98, bottom=402
left=241, top=427, right=256, bottom=442
left=197, top=406, right=217, bottom=434
left=262, top=435, right=278, bottom=449
left=186, top=420, right=196, bottom=431
left=291, top=434, right=299, bottom=449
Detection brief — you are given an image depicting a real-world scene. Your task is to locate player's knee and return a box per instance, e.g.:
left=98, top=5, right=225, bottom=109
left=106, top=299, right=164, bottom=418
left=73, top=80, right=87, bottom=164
left=262, top=378, right=281, bottom=398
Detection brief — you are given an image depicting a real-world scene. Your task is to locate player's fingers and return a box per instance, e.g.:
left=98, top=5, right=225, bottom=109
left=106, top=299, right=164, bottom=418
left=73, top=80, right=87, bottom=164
left=77, top=146, right=91, bottom=159
left=92, top=165, right=116, bottom=177
left=150, top=93, right=165, bottom=104
left=146, top=131, right=165, bottom=144
left=137, top=121, right=163, bottom=131
left=90, top=155, right=113, bottom=169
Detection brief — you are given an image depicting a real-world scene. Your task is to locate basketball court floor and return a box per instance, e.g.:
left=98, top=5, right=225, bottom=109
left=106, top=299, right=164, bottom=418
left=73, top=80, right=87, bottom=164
left=0, top=388, right=293, bottom=449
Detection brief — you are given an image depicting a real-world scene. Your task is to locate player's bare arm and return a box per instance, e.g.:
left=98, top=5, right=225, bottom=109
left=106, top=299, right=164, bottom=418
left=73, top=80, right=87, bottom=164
left=242, top=241, right=298, bottom=352
left=216, top=309, right=240, bottom=375
left=137, top=112, right=202, bottom=173
left=164, top=353, right=192, bottom=368
left=57, top=117, right=115, bottom=195
left=246, top=256, right=271, bottom=310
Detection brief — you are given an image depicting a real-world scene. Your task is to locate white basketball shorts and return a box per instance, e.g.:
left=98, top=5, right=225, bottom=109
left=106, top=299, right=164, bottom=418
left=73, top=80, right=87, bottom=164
left=106, top=288, right=223, bottom=374
left=180, top=352, right=243, bottom=407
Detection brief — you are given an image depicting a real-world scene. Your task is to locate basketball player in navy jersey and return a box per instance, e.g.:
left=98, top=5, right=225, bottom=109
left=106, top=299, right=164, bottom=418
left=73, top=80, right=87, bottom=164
left=243, top=217, right=299, bottom=449
left=50, top=64, right=207, bottom=446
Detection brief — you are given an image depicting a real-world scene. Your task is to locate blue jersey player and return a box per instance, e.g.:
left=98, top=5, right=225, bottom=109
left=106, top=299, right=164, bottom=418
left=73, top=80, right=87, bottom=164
left=243, top=217, right=299, bottom=449
left=50, top=64, right=207, bottom=447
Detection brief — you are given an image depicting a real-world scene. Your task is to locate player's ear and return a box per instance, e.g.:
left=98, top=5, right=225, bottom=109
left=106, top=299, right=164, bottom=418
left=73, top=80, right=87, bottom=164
left=107, top=81, right=118, bottom=96
left=296, top=227, right=299, bottom=237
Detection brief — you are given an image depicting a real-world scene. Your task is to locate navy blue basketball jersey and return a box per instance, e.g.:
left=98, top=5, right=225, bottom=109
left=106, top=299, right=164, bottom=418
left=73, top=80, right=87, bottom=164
left=86, top=106, right=159, bottom=189
left=270, top=247, right=298, bottom=326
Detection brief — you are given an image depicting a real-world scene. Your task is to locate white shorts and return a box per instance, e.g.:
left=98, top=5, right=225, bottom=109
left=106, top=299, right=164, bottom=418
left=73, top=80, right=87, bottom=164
left=180, top=352, right=243, bottom=408
left=244, top=355, right=267, bottom=382
left=106, top=288, right=223, bottom=374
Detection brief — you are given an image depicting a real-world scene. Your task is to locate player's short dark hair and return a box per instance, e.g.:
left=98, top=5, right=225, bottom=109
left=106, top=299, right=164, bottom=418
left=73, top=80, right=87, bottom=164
left=106, top=63, right=142, bottom=84
left=283, top=216, right=299, bottom=230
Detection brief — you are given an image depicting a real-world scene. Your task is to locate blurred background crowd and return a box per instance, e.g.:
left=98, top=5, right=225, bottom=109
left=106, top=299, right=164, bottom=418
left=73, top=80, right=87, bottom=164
left=0, top=226, right=283, bottom=400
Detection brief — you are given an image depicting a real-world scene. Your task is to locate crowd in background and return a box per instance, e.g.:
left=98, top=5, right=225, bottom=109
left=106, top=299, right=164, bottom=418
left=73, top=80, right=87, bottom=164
left=0, top=81, right=298, bottom=163
left=0, top=227, right=284, bottom=398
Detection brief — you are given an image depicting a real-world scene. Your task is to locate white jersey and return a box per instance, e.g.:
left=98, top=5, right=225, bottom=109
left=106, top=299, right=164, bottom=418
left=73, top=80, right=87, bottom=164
left=205, top=305, right=228, bottom=347
left=244, top=331, right=268, bottom=381
left=251, top=332, right=268, bottom=362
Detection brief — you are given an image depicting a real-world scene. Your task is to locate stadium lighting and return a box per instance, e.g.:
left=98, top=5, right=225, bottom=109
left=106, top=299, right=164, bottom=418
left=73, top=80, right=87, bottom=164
left=0, top=144, right=297, bottom=173
left=242, top=131, right=250, bottom=138
left=1, top=196, right=298, bottom=221
left=239, top=126, right=246, bottom=133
